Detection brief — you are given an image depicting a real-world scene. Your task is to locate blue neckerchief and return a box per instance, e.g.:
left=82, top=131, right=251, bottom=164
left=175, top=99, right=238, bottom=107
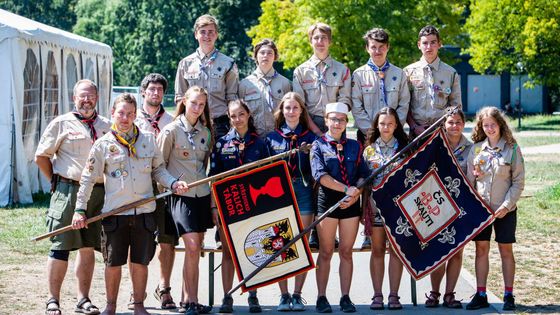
left=367, top=59, right=390, bottom=105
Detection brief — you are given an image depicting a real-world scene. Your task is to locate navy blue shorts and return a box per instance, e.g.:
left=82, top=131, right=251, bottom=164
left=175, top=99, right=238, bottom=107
left=474, top=209, right=517, bottom=243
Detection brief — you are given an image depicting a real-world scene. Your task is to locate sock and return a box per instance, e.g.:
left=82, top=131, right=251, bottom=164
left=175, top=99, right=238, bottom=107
left=477, top=287, right=487, bottom=297
left=504, top=286, right=513, bottom=296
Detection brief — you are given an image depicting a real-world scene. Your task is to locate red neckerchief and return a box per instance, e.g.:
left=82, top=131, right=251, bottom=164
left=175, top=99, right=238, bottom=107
left=323, top=135, right=349, bottom=185
left=231, top=132, right=258, bottom=166
left=275, top=128, right=309, bottom=177
left=141, top=105, right=165, bottom=135
left=72, top=111, right=98, bottom=143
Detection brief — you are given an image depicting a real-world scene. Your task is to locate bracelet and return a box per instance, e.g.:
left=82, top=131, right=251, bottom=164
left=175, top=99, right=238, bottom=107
left=75, top=209, right=86, bottom=214
left=343, top=186, right=348, bottom=193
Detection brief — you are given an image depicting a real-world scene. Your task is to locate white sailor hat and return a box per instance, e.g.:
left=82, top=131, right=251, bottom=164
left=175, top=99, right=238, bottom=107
left=325, top=102, right=349, bottom=115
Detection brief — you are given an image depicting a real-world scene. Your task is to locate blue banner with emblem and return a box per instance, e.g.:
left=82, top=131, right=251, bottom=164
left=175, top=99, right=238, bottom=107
left=372, top=129, right=494, bottom=280
left=212, top=161, right=314, bottom=292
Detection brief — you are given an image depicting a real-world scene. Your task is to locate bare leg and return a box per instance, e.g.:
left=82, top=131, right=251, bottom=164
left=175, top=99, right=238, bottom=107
left=219, top=227, right=235, bottom=295
left=75, top=247, right=96, bottom=300
left=474, top=241, right=490, bottom=287
left=182, top=232, right=204, bottom=303
left=102, top=265, right=121, bottom=315
left=370, top=227, right=386, bottom=295
left=388, top=245, right=403, bottom=295
left=337, top=217, right=359, bottom=295
left=498, top=243, right=515, bottom=288
left=316, top=217, right=337, bottom=296
left=445, top=248, right=464, bottom=293
left=429, top=264, right=446, bottom=293
left=293, top=214, right=313, bottom=294
left=157, top=243, right=175, bottom=304
left=47, top=257, right=68, bottom=302
left=130, top=262, right=150, bottom=315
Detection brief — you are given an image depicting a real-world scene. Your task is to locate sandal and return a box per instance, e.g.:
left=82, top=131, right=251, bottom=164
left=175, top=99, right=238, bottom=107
left=154, top=285, right=177, bottom=310
left=388, top=294, right=402, bottom=310
left=443, top=292, right=463, bottom=309
left=425, top=290, right=441, bottom=308
left=127, top=291, right=147, bottom=310
left=75, top=297, right=100, bottom=314
left=370, top=293, right=384, bottom=310
left=45, top=297, right=62, bottom=315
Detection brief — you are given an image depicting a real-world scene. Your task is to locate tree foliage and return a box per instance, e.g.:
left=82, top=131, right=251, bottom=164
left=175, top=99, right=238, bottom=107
left=465, top=0, right=560, bottom=87
left=248, top=0, right=466, bottom=71
left=0, top=0, right=77, bottom=31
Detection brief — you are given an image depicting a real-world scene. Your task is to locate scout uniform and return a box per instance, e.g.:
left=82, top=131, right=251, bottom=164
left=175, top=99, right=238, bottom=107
left=174, top=48, right=239, bottom=138
left=351, top=61, right=410, bottom=136
left=404, top=57, right=461, bottom=135
left=35, top=111, right=110, bottom=250
left=293, top=55, right=351, bottom=131
left=451, top=134, right=472, bottom=174
left=209, top=129, right=270, bottom=176
left=239, top=68, right=292, bottom=137
left=311, top=132, right=370, bottom=219
left=135, top=105, right=174, bottom=136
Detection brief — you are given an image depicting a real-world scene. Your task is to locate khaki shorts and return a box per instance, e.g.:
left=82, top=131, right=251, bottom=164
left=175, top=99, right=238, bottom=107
left=46, top=182, right=104, bottom=251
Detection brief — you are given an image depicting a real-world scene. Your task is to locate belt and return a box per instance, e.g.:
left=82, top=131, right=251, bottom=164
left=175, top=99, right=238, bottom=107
left=58, top=176, right=103, bottom=187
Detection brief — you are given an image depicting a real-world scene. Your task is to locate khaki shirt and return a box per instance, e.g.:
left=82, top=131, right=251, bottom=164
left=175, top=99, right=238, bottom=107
left=135, top=108, right=174, bottom=136
left=466, top=138, right=525, bottom=212
left=174, top=48, right=239, bottom=118
left=239, top=68, right=292, bottom=137
left=157, top=116, right=211, bottom=197
left=351, top=63, right=410, bottom=133
left=451, top=134, right=472, bottom=173
left=76, top=128, right=176, bottom=215
left=35, top=112, right=111, bottom=183
left=293, top=55, right=351, bottom=117
left=404, top=57, right=462, bottom=126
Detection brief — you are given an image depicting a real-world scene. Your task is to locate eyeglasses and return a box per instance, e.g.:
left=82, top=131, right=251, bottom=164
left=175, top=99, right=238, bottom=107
left=76, top=94, right=96, bottom=100
left=328, top=117, right=347, bottom=124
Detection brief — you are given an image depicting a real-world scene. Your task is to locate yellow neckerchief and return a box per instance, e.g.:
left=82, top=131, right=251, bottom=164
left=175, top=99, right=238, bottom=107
left=111, top=123, right=139, bottom=158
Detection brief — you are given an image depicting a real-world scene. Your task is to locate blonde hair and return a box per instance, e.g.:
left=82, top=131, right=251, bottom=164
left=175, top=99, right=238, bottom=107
left=175, top=86, right=214, bottom=146
left=471, top=106, right=516, bottom=146
left=307, top=22, right=332, bottom=42
left=194, top=14, right=219, bottom=33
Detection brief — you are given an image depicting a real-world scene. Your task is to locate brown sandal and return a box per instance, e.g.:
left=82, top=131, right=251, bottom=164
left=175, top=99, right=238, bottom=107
left=154, top=285, right=177, bottom=310
left=443, top=292, right=463, bottom=309
left=370, top=293, right=384, bottom=310
left=388, top=294, right=402, bottom=310
left=425, top=291, right=441, bottom=308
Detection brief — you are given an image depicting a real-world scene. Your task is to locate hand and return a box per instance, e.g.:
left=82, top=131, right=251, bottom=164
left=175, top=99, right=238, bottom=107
left=71, top=212, right=87, bottom=230
left=340, top=194, right=358, bottom=209
left=172, top=180, right=189, bottom=194
left=473, top=165, right=484, bottom=177
left=299, top=142, right=311, bottom=154
left=413, top=124, right=427, bottom=136
left=494, top=206, right=509, bottom=219
left=345, top=186, right=361, bottom=198
left=212, top=208, right=220, bottom=227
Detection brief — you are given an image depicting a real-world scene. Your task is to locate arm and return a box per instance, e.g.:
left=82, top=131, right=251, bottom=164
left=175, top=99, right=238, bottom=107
left=499, top=144, right=525, bottom=215
left=337, top=66, right=352, bottom=109
left=35, top=156, right=53, bottom=182
left=73, top=143, right=105, bottom=229
left=225, top=61, right=240, bottom=101
left=350, top=72, right=371, bottom=134
left=448, top=71, right=462, bottom=110
left=174, top=59, right=189, bottom=105
left=396, top=71, right=411, bottom=126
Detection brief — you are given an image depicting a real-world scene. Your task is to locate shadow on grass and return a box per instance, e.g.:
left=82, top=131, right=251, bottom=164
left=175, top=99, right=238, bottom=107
left=518, top=304, right=560, bottom=313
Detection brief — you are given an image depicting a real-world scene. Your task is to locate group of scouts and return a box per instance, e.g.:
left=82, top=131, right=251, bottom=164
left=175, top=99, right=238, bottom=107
left=37, top=13, right=525, bottom=315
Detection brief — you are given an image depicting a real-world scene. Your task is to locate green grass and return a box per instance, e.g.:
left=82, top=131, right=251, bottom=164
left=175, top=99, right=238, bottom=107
left=510, top=114, right=560, bottom=131
left=518, top=183, right=560, bottom=236
left=515, top=135, right=559, bottom=147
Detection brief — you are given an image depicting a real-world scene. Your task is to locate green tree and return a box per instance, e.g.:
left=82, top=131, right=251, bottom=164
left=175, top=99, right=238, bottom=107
left=465, top=0, right=560, bottom=87
left=248, top=0, right=466, bottom=71
left=0, top=0, right=77, bottom=31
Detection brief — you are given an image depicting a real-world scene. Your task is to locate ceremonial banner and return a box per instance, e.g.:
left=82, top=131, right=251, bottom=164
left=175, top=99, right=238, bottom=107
left=373, top=129, right=494, bottom=280
left=212, top=161, right=314, bottom=292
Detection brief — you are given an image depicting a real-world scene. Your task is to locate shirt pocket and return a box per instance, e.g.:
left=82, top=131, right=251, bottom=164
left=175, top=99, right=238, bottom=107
left=136, top=151, right=155, bottom=173
left=361, top=86, right=376, bottom=111
left=184, top=72, right=201, bottom=87
left=174, top=145, right=192, bottom=160
left=302, top=82, right=320, bottom=105
left=244, top=92, right=262, bottom=113
left=496, top=158, right=512, bottom=177
left=209, top=68, right=226, bottom=92
left=385, top=82, right=399, bottom=107
left=435, top=82, right=451, bottom=109
left=64, top=132, right=87, bottom=155
left=326, top=78, right=344, bottom=100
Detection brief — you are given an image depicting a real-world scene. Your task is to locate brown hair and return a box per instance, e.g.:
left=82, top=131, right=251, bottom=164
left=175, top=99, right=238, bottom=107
left=253, top=38, right=279, bottom=62
left=274, top=92, right=309, bottom=130
left=140, top=73, right=168, bottom=93
left=363, top=28, right=389, bottom=45
left=471, top=106, right=516, bottom=146
left=418, top=25, right=440, bottom=41
left=445, top=108, right=466, bottom=123
left=194, top=14, right=219, bottom=33
left=228, top=99, right=257, bottom=133
left=366, top=107, right=408, bottom=150
left=307, top=22, right=332, bottom=42
left=175, top=86, right=214, bottom=144
left=112, top=93, right=137, bottom=112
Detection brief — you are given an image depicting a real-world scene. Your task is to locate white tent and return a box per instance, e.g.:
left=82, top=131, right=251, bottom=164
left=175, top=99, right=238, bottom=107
left=0, top=9, right=113, bottom=206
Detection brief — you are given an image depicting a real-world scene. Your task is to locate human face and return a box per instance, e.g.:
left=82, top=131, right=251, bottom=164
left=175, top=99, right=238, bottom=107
left=111, top=101, right=136, bottom=132
left=229, top=103, right=250, bottom=133
left=195, top=24, right=218, bottom=52
left=366, top=40, right=389, bottom=66
left=73, top=83, right=98, bottom=118
left=142, top=82, right=164, bottom=107
left=481, top=116, right=501, bottom=144
left=311, top=29, right=331, bottom=57
left=377, top=113, right=397, bottom=142
left=282, top=99, right=302, bottom=126
left=184, top=92, right=206, bottom=125
left=444, top=114, right=465, bottom=139
left=326, top=113, right=347, bottom=138
left=418, top=34, right=441, bottom=63
left=256, top=45, right=275, bottom=71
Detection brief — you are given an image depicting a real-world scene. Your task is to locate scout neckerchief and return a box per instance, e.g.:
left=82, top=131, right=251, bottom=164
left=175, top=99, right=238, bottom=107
left=111, top=123, right=139, bottom=158
left=275, top=124, right=310, bottom=179
left=316, top=59, right=329, bottom=86
left=141, top=104, right=165, bottom=135
left=323, top=133, right=349, bottom=185
left=199, top=49, right=219, bottom=81
left=367, top=59, right=391, bottom=106
left=180, top=116, right=199, bottom=149
left=426, top=64, right=435, bottom=107
left=73, top=110, right=98, bottom=143
left=453, top=143, right=468, bottom=158
left=231, top=131, right=257, bottom=166
left=258, top=69, right=278, bottom=110
left=374, top=137, right=399, bottom=168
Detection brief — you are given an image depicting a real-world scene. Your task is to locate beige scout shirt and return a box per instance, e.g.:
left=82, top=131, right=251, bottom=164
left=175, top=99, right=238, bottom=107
left=239, top=68, right=292, bottom=137
left=450, top=134, right=472, bottom=174
left=157, top=116, right=211, bottom=198
left=351, top=63, right=410, bottom=133
left=293, top=55, right=351, bottom=117
left=76, top=128, right=176, bottom=215
left=466, top=137, right=525, bottom=212
left=174, top=48, right=239, bottom=118
left=35, top=112, right=111, bottom=183
left=135, top=108, right=174, bottom=136
left=404, top=57, right=462, bottom=126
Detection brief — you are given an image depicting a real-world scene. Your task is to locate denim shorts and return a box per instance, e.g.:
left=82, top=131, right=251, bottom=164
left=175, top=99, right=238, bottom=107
left=292, top=177, right=314, bottom=216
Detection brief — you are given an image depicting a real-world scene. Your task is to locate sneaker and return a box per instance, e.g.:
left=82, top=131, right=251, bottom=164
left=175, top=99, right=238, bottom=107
left=503, top=294, right=516, bottom=311
left=219, top=295, right=234, bottom=313
left=339, top=295, right=356, bottom=313
left=248, top=295, right=262, bottom=313
left=195, top=303, right=213, bottom=314
left=361, top=236, right=372, bottom=250
left=277, top=293, right=292, bottom=311
left=186, top=302, right=200, bottom=315
left=291, top=293, right=306, bottom=311
left=466, top=292, right=489, bottom=310
left=316, top=296, right=332, bottom=313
